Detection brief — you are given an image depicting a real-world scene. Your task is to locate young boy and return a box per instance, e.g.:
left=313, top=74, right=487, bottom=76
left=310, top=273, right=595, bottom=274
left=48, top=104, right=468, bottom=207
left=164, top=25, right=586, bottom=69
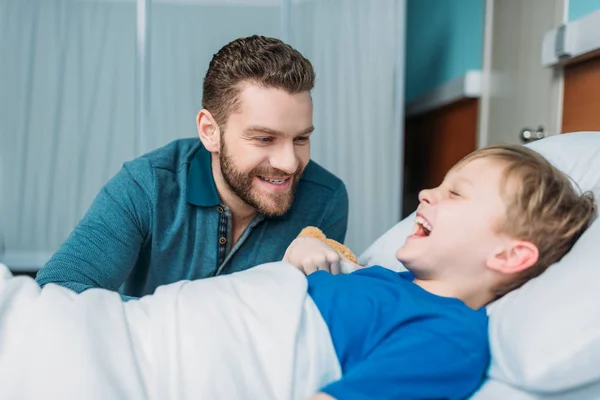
left=284, top=144, right=596, bottom=400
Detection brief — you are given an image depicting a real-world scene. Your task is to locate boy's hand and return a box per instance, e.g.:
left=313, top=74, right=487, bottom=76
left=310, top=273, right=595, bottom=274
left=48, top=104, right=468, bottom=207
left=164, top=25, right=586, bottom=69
left=310, top=393, right=336, bottom=400
left=284, top=236, right=343, bottom=275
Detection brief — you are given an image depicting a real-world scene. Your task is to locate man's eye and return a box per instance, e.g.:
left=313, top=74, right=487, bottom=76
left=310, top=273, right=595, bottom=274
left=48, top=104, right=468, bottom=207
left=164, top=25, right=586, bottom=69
left=295, top=136, right=310, bottom=143
left=255, top=137, right=273, bottom=143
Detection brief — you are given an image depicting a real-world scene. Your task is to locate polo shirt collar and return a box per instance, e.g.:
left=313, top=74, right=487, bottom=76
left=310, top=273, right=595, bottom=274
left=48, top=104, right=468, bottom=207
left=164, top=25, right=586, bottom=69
left=186, top=145, right=220, bottom=207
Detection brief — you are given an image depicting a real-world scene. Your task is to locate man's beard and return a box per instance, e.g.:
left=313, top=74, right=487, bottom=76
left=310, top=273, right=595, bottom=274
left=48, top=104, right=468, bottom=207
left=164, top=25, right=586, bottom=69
left=219, top=141, right=302, bottom=217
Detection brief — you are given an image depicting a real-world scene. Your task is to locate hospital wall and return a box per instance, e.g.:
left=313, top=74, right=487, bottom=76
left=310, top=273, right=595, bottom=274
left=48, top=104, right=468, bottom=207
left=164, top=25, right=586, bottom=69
left=569, top=0, right=600, bottom=21
left=403, top=0, right=484, bottom=216
left=562, top=2, right=600, bottom=133
left=404, top=0, right=484, bottom=102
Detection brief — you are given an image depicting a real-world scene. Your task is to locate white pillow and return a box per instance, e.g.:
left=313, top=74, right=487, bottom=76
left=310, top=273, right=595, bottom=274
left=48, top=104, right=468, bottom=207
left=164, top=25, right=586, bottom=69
left=357, top=213, right=411, bottom=272
left=358, top=131, right=600, bottom=393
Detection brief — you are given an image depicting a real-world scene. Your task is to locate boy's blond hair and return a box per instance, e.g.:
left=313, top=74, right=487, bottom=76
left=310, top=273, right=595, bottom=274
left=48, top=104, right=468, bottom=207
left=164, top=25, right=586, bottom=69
left=454, top=145, right=596, bottom=298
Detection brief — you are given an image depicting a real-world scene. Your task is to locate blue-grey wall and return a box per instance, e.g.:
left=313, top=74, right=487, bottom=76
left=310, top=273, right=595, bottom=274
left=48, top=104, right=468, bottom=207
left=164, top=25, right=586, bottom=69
left=405, top=0, right=484, bottom=102
left=569, top=0, right=600, bottom=21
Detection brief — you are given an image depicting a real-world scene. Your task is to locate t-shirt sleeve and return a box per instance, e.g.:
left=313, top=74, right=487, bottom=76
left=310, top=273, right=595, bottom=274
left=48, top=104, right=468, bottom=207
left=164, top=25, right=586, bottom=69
left=321, top=327, right=488, bottom=400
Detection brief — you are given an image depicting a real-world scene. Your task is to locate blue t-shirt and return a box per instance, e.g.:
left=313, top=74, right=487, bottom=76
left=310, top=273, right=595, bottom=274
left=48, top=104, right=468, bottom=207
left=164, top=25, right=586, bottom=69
left=307, top=266, right=489, bottom=400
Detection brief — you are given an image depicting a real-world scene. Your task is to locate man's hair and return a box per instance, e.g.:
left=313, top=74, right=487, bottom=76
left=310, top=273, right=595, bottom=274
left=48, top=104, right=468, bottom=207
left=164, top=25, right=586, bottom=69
left=455, top=145, right=597, bottom=298
left=202, top=35, right=315, bottom=127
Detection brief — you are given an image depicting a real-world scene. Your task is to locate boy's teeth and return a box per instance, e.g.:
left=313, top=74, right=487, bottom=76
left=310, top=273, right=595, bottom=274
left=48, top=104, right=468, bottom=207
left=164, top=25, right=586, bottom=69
left=415, top=216, right=433, bottom=232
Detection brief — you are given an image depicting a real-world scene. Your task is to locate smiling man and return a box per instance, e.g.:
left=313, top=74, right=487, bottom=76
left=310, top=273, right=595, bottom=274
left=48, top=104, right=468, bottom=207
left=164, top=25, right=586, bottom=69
left=36, top=35, right=349, bottom=298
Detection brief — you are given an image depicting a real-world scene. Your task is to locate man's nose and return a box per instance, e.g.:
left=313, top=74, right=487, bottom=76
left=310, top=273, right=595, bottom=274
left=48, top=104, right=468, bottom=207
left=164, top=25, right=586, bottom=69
left=269, top=143, right=299, bottom=175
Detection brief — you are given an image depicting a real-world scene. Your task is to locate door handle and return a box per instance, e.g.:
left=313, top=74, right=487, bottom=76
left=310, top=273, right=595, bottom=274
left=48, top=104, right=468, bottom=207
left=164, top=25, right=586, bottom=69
left=520, top=126, right=546, bottom=143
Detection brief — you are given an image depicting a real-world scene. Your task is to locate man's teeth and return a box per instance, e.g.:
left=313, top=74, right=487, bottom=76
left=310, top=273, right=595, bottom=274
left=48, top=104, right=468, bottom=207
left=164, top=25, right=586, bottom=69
left=260, top=176, right=287, bottom=185
left=415, top=216, right=433, bottom=232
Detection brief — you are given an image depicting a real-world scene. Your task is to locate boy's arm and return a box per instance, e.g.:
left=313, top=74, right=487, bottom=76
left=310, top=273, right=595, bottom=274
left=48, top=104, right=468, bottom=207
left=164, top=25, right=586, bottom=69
left=320, top=328, right=488, bottom=400
left=36, top=162, right=153, bottom=294
left=319, top=183, right=349, bottom=244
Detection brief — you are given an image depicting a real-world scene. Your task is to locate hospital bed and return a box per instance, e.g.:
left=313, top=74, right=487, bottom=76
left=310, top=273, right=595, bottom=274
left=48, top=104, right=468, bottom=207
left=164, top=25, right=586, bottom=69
left=1, top=132, right=599, bottom=399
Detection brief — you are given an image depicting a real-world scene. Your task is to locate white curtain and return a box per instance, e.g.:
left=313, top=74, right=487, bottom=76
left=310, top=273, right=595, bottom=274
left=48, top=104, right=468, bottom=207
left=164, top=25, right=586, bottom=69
left=0, top=0, right=281, bottom=270
left=146, top=2, right=281, bottom=151
left=1, top=0, right=404, bottom=268
left=290, top=0, right=406, bottom=254
left=1, top=0, right=137, bottom=269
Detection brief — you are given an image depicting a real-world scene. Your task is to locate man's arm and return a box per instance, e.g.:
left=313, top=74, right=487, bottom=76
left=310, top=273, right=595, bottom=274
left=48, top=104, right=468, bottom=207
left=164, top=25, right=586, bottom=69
left=320, top=328, right=488, bottom=400
left=36, top=161, right=153, bottom=295
left=320, top=183, right=349, bottom=244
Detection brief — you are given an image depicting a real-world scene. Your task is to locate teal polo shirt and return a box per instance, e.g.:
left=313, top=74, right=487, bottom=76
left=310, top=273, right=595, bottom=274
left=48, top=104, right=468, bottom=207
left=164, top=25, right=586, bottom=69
left=36, top=138, right=349, bottom=298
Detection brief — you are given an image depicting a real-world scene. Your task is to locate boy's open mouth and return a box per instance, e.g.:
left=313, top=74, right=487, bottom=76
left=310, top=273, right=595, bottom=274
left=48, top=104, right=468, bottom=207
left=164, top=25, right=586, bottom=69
left=413, top=215, right=433, bottom=237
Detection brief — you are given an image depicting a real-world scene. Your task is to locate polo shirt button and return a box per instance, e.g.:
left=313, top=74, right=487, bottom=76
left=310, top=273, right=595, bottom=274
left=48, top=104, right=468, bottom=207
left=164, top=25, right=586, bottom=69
left=219, top=237, right=227, bottom=245
left=217, top=206, right=224, bottom=213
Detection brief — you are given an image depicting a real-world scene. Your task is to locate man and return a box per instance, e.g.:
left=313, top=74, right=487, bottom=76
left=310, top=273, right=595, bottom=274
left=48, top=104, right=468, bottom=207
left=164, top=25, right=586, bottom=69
left=36, top=35, right=349, bottom=298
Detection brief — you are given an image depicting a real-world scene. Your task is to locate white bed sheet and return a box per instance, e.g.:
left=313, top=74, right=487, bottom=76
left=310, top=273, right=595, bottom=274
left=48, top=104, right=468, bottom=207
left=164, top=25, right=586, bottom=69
left=0, top=262, right=342, bottom=400
left=472, top=378, right=600, bottom=400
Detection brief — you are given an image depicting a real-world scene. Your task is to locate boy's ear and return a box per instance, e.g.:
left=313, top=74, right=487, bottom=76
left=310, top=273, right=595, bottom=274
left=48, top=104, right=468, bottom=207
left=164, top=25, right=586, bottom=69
left=487, top=240, right=539, bottom=275
left=197, top=109, right=221, bottom=152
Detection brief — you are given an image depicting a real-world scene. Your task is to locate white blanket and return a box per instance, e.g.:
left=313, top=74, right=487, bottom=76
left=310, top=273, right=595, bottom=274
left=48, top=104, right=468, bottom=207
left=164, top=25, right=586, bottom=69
left=0, top=262, right=342, bottom=400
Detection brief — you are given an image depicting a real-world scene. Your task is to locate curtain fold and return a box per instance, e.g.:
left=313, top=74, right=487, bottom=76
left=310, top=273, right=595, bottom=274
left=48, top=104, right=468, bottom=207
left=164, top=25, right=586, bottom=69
left=291, top=0, right=405, bottom=254
left=1, top=0, right=137, bottom=269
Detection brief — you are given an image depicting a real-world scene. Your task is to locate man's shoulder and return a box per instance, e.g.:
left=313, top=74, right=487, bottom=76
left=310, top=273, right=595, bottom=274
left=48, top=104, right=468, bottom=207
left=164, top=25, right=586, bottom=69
left=116, top=138, right=201, bottom=190
left=300, top=160, right=346, bottom=194
left=135, top=138, right=201, bottom=172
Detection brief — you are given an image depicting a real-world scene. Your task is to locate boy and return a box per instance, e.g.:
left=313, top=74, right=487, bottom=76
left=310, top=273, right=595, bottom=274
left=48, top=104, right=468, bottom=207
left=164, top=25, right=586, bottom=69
left=285, top=144, right=596, bottom=399
left=0, top=145, right=595, bottom=400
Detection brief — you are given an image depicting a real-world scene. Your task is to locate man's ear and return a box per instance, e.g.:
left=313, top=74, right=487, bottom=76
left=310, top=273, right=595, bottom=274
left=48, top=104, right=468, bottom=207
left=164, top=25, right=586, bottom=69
left=197, top=109, right=220, bottom=152
left=487, top=240, right=539, bottom=275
